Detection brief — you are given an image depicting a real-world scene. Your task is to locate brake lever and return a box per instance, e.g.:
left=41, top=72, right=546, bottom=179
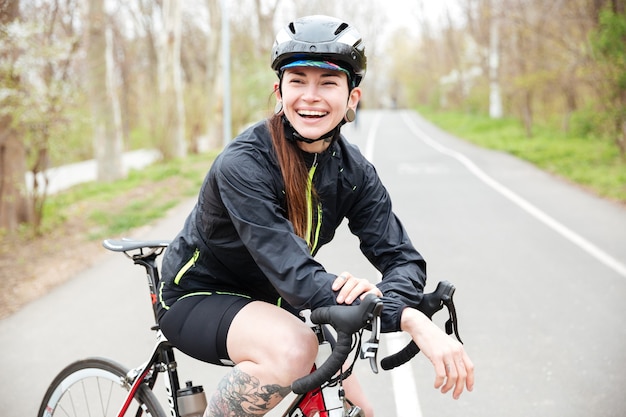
left=443, top=290, right=463, bottom=344
left=360, top=314, right=381, bottom=374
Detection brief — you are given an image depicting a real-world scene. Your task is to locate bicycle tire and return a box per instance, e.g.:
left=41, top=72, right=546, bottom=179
left=38, top=357, right=166, bottom=417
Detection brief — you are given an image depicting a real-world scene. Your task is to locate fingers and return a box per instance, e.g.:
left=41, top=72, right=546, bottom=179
left=401, top=307, right=475, bottom=400
left=331, top=272, right=349, bottom=292
left=332, top=272, right=381, bottom=304
left=434, top=348, right=475, bottom=400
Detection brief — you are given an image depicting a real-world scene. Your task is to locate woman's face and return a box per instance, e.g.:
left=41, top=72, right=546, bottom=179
left=276, top=66, right=360, bottom=148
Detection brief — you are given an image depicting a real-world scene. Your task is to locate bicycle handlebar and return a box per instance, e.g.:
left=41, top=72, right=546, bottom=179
left=291, top=294, right=383, bottom=394
left=380, top=280, right=462, bottom=371
left=292, top=281, right=463, bottom=393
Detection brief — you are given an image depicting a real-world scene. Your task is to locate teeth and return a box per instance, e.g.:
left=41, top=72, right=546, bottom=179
left=298, top=110, right=327, bottom=117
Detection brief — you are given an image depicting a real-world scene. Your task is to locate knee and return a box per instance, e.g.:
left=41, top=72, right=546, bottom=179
left=276, top=325, right=318, bottom=382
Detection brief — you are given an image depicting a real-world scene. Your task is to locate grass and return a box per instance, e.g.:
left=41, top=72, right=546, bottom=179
left=417, top=107, right=626, bottom=204
left=39, top=151, right=218, bottom=239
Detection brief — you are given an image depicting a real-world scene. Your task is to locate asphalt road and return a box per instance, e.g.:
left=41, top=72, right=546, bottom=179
left=2, top=109, right=625, bottom=417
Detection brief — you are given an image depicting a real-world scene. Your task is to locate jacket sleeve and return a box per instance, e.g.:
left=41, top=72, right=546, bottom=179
left=214, top=147, right=338, bottom=310
left=346, top=162, right=427, bottom=333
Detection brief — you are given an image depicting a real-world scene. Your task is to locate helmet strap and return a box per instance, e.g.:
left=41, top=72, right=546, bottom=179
left=281, top=115, right=341, bottom=144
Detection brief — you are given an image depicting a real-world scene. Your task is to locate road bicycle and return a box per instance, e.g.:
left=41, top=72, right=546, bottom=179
left=38, top=238, right=463, bottom=417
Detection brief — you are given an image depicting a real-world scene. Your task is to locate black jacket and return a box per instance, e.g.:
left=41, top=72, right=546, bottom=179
left=158, top=120, right=426, bottom=332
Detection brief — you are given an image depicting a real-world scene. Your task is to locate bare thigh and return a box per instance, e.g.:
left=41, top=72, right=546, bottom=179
left=226, top=301, right=318, bottom=384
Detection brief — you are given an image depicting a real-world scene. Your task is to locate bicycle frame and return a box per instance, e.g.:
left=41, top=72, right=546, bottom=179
left=112, top=246, right=185, bottom=417
left=117, top=332, right=180, bottom=417
left=118, top=332, right=359, bottom=417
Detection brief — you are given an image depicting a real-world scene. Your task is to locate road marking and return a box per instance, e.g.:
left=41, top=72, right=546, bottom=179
left=397, top=162, right=449, bottom=175
left=365, top=114, right=424, bottom=417
left=402, top=111, right=626, bottom=279
left=364, top=113, right=381, bottom=162
left=386, top=333, right=424, bottom=417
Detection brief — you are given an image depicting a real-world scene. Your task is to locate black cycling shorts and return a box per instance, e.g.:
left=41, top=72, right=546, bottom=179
left=158, top=293, right=254, bottom=366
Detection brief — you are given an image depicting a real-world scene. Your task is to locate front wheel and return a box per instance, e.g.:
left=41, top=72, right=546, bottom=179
left=38, top=357, right=166, bottom=417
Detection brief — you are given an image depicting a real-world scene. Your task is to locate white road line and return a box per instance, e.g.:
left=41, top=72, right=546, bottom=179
left=402, top=111, right=626, bottom=279
left=364, top=113, right=424, bottom=417
left=364, top=113, right=382, bottom=162
left=386, top=333, right=424, bottom=417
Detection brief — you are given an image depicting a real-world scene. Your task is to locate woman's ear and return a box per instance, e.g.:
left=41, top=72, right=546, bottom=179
left=274, top=82, right=281, bottom=100
left=273, top=82, right=283, bottom=115
left=344, top=87, right=362, bottom=122
left=348, top=87, right=362, bottom=109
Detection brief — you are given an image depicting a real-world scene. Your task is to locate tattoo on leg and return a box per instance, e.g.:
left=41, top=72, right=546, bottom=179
left=207, top=367, right=292, bottom=416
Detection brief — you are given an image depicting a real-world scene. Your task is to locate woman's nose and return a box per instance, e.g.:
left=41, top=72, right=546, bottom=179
left=301, top=84, right=321, bottom=101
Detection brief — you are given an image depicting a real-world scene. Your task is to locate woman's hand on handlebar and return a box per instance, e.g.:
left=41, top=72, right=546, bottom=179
left=332, top=271, right=382, bottom=305
left=400, top=307, right=475, bottom=400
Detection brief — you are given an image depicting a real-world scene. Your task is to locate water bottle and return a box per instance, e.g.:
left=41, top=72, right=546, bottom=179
left=177, top=380, right=207, bottom=417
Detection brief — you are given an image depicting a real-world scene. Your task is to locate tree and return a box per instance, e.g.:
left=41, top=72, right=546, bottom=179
left=87, top=0, right=124, bottom=181
left=204, top=0, right=223, bottom=151
left=1, top=0, right=82, bottom=232
left=157, top=0, right=186, bottom=159
left=253, top=0, right=282, bottom=59
left=590, top=3, right=626, bottom=156
left=0, top=0, right=29, bottom=233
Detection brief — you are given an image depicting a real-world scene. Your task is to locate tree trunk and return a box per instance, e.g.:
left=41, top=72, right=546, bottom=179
left=522, top=90, right=534, bottom=138
left=617, top=88, right=626, bottom=158
left=87, top=0, right=124, bottom=182
left=158, top=0, right=186, bottom=159
left=0, top=0, right=31, bottom=233
left=254, top=0, right=281, bottom=58
left=205, top=0, right=223, bottom=151
left=0, top=119, right=32, bottom=232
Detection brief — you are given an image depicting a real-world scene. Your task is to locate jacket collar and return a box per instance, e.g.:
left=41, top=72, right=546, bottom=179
left=300, top=138, right=341, bottom=168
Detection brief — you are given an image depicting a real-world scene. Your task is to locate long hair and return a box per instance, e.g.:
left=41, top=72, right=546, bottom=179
left=268, top=114, right=316, bottom=242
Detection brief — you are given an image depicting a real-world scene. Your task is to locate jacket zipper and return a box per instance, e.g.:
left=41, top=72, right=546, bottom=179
left=306, top=154, right=322, bottom=253
left=174, top=248, right=200, bottom=285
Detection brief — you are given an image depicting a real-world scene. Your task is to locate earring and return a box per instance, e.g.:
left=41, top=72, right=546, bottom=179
left=274, top=101, right=283, bottom=115
left=344, top=108, right=356, bottom=123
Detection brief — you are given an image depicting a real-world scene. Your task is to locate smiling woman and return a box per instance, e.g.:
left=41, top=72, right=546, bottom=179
left=155, top=14, right=473, bottom=417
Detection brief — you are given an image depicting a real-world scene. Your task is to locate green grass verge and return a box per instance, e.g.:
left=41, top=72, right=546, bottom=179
left=417, top=107, right=626, bottom=204
left=40, top=151, right=218, bottom=239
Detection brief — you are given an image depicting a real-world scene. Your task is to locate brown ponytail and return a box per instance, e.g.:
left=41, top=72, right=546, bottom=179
left=268, top=115, right=315, bottom=241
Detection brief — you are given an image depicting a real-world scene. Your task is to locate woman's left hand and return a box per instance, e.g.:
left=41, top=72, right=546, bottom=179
left=332, top=271, right=382, bottom=305
left=401, top=307, right=475, bottom=399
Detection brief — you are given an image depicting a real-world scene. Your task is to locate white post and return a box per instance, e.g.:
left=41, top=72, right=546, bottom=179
left=489, top=1, right=503, bottom=119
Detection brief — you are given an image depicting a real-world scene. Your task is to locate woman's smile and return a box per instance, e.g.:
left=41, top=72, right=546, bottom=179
left=297, top=109, right=329, bottom=118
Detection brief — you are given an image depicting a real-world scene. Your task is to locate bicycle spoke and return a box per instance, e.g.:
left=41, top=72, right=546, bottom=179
left=38, top=358, right=165, bottom=417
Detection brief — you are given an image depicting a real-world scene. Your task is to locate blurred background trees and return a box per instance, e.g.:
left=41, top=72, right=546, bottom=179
left=1, top=0, right=624, bottom=233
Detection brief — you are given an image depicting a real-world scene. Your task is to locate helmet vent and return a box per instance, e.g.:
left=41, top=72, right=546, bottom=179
left=288, top=22, right=296, bottom=34
left=334, top=23, right=349, bottom=35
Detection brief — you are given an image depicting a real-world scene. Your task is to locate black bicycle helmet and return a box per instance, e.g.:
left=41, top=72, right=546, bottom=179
left=271, top=15, right=367, bottom=87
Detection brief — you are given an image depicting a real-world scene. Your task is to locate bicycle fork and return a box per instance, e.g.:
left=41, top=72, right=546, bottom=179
left=283, top=388, right=364, bottom=417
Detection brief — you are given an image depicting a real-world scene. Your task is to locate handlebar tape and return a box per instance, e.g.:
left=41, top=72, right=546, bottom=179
left=291, top=331, right=352, bottom=394
left=291, top=295, right=382, bottom=394
left=380, top=340, right=420, bottom=371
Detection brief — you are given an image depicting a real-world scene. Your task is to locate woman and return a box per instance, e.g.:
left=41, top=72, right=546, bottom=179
left=157, top=15, right=474, bottom=417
